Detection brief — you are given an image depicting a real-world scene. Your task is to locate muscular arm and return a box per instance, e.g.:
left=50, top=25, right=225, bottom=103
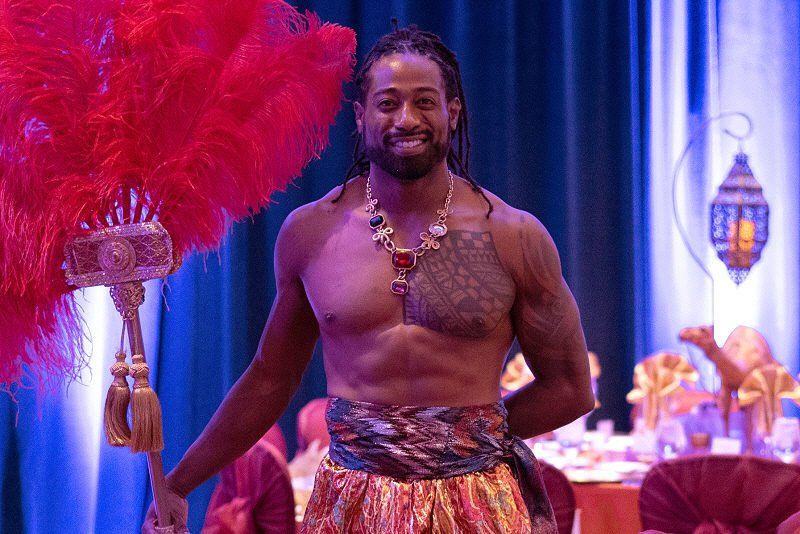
left=166, top=211, right=320, bottom=497
left=503, top=215, right=594, bottom=439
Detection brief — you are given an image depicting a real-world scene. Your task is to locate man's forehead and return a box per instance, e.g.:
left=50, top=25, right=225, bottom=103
left=365, top=53, right=446, bottom=96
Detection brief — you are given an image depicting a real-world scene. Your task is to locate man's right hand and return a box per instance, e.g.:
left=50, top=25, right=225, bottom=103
left=141, top=486, right=189, bottom=534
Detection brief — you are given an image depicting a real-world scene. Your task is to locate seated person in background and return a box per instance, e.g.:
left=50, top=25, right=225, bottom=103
left=203, top=426, right=294, bottom=534
left=288, top=439, right=329, bottom=481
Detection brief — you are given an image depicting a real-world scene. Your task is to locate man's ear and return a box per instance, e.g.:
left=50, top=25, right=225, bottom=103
left=447, top=97, right=462, bottom=131
left=354, top=101, right=364, bottom=134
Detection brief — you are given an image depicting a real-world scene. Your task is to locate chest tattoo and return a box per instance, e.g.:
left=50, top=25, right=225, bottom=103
left=404, top=230, right=515, bottom=338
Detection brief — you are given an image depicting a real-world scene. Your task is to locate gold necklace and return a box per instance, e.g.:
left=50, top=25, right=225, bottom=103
left=365, top=171, right=454, bottom=295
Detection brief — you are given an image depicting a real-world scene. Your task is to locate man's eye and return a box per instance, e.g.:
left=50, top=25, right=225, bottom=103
left=418, top=98, right=435, bottom=106
left=377, top=100, right=395, bottom=109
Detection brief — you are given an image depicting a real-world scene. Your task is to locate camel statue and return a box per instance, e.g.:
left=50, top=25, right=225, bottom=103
left=678, top=325, right=778, bottom=439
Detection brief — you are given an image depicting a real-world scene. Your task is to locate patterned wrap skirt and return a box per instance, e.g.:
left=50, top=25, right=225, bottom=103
left=300, top=397, right=557, bottom=533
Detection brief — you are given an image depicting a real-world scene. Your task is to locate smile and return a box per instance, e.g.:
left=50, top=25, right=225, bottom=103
left=393, top=139, right=424, bottom=148
left=387, top=134, right=428, bottom=153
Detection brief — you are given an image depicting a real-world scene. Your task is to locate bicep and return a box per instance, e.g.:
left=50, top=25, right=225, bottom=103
left=251, top=214, right=320, bottom=383
left=511, top=217, right=588, bottom=380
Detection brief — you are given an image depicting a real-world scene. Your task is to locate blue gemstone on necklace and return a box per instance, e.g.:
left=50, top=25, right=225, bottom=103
left=369, top=214, right=385, bottom=228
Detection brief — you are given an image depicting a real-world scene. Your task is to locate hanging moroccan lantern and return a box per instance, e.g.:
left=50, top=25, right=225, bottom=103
left=710, top=151, right=769, bottom=284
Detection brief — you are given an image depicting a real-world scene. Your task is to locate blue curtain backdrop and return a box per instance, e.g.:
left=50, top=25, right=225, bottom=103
left=2, top=1, right=797, bottom=533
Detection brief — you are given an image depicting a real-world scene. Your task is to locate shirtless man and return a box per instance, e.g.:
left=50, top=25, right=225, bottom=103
left=147, top=27, right=593, bottom=533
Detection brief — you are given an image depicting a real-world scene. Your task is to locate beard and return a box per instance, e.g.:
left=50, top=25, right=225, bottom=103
left=364, top=132, right=450, bottom=181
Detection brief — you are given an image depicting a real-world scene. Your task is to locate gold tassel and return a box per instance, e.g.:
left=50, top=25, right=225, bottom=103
left=103, top=350, right=132, bottom=446
left=129, top=353, right=164, bottom=453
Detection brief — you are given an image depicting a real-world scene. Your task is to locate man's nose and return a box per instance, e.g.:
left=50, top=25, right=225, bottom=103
left=394, top=103, right=420, bottom=130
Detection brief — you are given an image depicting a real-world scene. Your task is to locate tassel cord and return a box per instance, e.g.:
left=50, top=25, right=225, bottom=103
left=103, top=320, right=132, bottom=446
left=110, top=282, right=170, bottom=527
left=125, top=307, right=171, bottom=528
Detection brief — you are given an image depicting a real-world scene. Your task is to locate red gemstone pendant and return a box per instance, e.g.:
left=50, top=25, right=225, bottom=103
left=392, top=249, right=417, bottom=270
left=390, top=279, right=409, bottom=295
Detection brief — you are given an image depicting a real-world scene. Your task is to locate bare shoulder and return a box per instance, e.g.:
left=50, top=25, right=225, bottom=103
left=459, top=185, right=556, bottom=282
left=283, top=177, right=363, bottom=228
left=456, top=182, right=543, bottom=235
left=276, top=179, right=363, bottom=273
left=490, top=198, right=548, bottom=241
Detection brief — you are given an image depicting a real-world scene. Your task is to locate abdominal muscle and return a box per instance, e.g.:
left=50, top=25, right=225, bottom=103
left=320, top=319, right=514, bottom=407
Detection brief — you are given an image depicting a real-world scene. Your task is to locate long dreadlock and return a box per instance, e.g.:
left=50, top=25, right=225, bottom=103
left=333, top=24, right=493, bottom=216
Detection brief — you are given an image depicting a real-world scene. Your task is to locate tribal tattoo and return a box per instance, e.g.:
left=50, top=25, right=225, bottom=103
left=404, top=230, right=515, bottom=338
left=513, top=218, right=582, bottom=357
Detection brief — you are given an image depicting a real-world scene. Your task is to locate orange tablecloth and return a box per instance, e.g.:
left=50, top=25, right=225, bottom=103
left=572, top=482, right=641, bottom=534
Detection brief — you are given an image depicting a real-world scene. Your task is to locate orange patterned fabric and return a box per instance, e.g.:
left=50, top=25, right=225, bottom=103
left=301, top=456, right=533, bottom=533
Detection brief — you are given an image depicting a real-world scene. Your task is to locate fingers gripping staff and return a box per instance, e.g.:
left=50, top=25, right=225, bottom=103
left=0, top=1, right=355, bottom=530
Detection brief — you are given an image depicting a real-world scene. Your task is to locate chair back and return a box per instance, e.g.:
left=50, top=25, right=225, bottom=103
left=296, top=397, right=330, bottom=452
left=639, top=454, right=800, bottom=533
left=539, top=461, right=576, bottom=534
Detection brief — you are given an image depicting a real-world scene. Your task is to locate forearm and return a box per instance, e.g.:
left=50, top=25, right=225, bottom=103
left=504, top=376, right=594, bottom=439
left=166, top=359, right=297, bottom=497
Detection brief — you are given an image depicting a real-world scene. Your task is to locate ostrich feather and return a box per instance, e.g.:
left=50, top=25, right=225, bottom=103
left=0, top=0, right=356, bottom=395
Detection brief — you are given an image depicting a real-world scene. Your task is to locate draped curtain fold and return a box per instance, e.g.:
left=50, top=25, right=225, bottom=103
left=646, top=0, right=799, bottom=392
left=2, top=2, right=797, bottom=533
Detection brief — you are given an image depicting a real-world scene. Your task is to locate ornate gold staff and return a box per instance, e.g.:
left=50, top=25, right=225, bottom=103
left=65, top=222, right=180, bottom=528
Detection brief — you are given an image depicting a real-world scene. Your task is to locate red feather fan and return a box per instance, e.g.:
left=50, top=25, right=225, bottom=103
left=0, top=0, right=356, bottom=395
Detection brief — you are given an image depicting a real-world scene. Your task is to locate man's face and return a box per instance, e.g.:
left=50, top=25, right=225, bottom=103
left=354, top=53, right=461, bottom=181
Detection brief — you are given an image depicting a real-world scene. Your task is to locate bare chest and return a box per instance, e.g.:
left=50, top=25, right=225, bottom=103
left=302, top=227, right=516, bottom=338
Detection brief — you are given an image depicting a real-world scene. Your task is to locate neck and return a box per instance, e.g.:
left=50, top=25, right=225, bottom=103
left=368, top=161, right=451, bottom=217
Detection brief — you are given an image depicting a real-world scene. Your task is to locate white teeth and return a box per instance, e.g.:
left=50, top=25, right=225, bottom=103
left=395, top=139, right=423, bottom=148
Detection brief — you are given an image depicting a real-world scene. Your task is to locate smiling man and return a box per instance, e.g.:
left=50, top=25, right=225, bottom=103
left=147, top=26, right=593, bottom=534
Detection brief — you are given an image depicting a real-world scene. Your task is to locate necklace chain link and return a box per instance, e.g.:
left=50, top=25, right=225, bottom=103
left=365, top=171, right=454, bottom=295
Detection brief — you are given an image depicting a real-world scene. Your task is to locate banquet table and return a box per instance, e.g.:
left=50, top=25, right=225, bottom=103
left=290, top=432, right=651, bottom=532
left=528, top=433, right=648, bottom=533
left=572, top=481, right=641, bottom=534
left=287, top=404, right=800, bottom=532
left=293, top=431, right=791, bottom=533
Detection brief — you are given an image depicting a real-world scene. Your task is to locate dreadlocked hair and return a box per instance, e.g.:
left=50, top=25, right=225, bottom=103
left=333, top=25, right=493, bottom=216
